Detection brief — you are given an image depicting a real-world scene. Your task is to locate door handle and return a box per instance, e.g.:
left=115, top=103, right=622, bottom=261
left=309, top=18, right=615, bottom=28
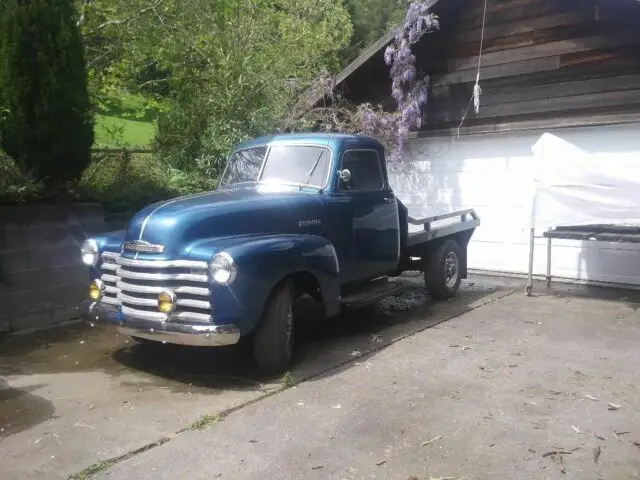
left=383, top=196, right=395, bottom=204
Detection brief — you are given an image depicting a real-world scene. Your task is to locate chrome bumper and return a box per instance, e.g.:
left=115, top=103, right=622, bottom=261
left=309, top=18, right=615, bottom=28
left=78, top=300, right=241, bottom=347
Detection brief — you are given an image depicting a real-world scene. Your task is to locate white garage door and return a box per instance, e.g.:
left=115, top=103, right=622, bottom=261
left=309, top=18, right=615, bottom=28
left=390, top=123, right=640, bottom=287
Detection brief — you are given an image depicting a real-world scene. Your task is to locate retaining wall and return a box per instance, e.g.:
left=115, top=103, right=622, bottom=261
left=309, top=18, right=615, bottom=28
left=0, top=204, right=116, bottom=333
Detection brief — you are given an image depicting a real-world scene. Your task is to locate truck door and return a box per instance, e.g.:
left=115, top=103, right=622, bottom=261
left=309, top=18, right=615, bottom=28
left=335, top=148, right=400, bottom=284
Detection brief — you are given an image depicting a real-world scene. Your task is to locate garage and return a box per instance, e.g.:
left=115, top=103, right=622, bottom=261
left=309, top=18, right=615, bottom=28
left=392, top=122, right=640, bottom=286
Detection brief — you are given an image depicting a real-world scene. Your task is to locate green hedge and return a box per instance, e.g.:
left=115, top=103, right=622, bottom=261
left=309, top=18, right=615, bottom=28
left=0, top=149, right=217, bottom=215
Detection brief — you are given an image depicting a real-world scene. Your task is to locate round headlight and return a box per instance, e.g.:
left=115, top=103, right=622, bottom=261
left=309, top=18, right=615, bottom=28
left=210, top=252, right=236, bottom=285
left=81, top=239, right=99, bottom=266
left=88, top=279, right=104, bottom=301
left=158, top=290, right=176, bottom=314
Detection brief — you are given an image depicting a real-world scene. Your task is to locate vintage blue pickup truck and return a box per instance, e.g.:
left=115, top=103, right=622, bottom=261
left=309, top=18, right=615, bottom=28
left=79, top=133, right=479, bottom=373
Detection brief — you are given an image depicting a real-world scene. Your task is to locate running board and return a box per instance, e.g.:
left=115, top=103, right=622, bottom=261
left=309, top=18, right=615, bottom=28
left=340, top=278, right=406, bottom=311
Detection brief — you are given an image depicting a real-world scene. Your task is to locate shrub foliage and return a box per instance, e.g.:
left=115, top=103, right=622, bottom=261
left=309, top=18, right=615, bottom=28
left=0, top=0, right=93, bottom=186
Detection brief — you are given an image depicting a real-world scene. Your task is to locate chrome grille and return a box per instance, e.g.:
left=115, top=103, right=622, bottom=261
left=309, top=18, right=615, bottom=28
left=99, top=252, right=212, bottom=323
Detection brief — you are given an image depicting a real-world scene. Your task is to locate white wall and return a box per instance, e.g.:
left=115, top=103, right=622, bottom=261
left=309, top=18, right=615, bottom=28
left=390, top=123, right=640, bottom=286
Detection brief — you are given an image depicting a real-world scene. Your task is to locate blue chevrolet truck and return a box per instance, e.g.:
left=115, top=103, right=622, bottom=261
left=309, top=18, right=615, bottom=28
left=79, top=133, right=479, bottom=373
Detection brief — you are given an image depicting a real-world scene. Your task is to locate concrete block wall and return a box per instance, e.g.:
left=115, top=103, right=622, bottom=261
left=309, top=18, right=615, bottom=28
left=0, top=204, right=107, bottom=333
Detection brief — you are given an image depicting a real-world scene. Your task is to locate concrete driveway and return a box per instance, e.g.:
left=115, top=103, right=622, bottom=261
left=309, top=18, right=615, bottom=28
left=1, top=275, right=639, bottom=479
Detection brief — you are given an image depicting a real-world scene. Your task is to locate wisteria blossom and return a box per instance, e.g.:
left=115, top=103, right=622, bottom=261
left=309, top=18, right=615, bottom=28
left=299, top=1, right=439, bottom=164
left=382, top=0, right=439, bottom=162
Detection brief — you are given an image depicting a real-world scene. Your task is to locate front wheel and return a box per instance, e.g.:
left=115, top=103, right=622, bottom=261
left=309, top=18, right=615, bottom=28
left=425, top=239, right=463, bottom=300
left=253, top=281, right=295, bottom=375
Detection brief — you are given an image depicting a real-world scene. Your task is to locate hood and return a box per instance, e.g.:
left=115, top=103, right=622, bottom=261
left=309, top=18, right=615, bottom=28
left=123, top=185, right=324, bottom=258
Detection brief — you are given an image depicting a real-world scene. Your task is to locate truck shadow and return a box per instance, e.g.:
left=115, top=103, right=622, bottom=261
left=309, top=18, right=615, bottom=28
left=110, top=275, right=518, bottom=388
left=0, top=276, right=519, bottom=395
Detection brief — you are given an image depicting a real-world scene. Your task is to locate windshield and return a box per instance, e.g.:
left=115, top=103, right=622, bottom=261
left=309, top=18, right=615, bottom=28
left=218, top=144, right=331, bottom=189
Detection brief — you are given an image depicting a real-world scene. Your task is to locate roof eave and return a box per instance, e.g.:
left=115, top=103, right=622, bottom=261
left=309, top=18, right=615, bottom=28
left=292, top=0, right=442, bottom=118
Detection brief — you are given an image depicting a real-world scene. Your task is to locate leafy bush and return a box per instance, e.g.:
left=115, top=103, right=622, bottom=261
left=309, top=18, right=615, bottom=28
left=0, top=148, right=216, bottom=214
left=0, top=0, right=93, bottom=187
left=80, top=150, right=216, bottom=214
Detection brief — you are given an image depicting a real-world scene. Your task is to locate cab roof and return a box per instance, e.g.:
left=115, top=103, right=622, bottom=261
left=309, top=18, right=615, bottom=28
left=233, top=132, right=384, bottom=153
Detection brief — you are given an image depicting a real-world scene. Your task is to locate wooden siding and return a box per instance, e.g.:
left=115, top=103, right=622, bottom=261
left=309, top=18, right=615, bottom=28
left=337, top=0, right=640, bottom=134
left=423, top=0, right=640, bottom=132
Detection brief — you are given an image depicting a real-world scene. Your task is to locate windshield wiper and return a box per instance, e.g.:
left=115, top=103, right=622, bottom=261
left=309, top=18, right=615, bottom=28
left=298, top=150, right=325, bottom=190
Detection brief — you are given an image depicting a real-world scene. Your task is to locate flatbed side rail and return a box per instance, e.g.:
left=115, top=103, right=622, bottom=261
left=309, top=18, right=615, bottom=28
left=407, top=209, right=480, bottom=246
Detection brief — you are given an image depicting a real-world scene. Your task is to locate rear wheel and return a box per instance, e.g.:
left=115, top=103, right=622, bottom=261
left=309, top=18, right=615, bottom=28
left=425, top=239, right=463, bottom=300
left=253, top=281, right=295, bottom=375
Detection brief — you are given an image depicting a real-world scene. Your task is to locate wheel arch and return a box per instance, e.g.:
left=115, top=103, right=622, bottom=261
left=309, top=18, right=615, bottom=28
left=218, top=234, right=341, bottom=333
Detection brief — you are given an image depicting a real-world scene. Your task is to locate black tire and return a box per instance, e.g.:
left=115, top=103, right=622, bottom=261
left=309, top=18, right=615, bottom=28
left=253, top=281, right=295, bottom=375
left=425, top=239, right=463, bottom=300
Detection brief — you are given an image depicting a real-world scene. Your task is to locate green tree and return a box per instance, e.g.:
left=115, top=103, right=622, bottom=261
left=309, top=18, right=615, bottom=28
left=0, top=0, right=94, bottom=186
left=75, top=0, right=352, bottom=175
left=344, top=0, right=408, bottom=62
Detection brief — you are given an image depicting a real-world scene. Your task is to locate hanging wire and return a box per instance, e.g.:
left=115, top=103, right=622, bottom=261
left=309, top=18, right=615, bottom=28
left=455, top=0, right=488, bottom=139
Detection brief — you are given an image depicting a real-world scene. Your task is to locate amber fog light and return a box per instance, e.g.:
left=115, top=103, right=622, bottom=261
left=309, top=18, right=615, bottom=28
left=158, top=290, right=176, bottom=314
left=88, top=279, right=104, bottom=301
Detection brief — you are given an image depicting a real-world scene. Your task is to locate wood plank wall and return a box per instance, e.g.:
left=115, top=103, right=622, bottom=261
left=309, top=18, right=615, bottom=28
left=337, top=0, right=640, bottom=134
left=420, top=0, right=640, bottom=132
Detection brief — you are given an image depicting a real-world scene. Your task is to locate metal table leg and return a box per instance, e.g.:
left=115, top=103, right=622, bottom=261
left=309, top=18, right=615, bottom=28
left=546, top=235, right=552, bottom=288
left=525, top=227, right=535, bottom=296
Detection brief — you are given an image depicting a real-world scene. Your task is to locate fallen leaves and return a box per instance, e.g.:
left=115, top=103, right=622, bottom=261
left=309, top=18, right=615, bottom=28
left=608, top=402, right=622, bottom=411
left=593, top=445, right=601, bottom=464
left=543, top=447, right=580, bottom=475
left=571, top=425, right=581, bottom=434
left=542, top=447, right=581, bottom=458
left=421, top=435, right=444, bottom=447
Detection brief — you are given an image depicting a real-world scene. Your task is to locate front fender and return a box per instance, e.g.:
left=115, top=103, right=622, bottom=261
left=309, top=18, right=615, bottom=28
left=187, top=234, right=340, bottom=335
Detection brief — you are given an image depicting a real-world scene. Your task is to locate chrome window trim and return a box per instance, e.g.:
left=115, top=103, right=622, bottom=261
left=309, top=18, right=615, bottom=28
left=336, top=148, right=386, bottom=193
left=220, top=142, right=335, bottom=191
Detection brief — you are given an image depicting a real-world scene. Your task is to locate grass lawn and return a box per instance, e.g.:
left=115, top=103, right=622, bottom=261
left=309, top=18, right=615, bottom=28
left=94, top=114, right=156, bottom=148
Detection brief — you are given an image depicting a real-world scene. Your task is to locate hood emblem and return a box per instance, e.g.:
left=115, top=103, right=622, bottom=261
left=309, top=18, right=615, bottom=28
left=123, top=240, right=165, bottom=254
left=298, top=219, right=321, bottom=228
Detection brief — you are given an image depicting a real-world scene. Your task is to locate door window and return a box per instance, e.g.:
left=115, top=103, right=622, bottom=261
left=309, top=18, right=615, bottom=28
left=339, top=150, right=384, bottom=191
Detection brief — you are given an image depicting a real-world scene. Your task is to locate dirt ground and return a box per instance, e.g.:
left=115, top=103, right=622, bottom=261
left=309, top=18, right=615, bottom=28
left=1, top=274, right=639, bottom=479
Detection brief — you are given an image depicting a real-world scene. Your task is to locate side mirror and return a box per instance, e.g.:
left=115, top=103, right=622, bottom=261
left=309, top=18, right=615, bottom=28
left=338, top=169, right=351, bottom=184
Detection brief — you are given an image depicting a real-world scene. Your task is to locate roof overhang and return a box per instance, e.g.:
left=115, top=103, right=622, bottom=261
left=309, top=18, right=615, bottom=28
left=293, top=0, right=442, bottom=117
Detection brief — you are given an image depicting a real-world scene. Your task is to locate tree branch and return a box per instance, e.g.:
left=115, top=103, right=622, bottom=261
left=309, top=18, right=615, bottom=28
left=137, top=78, right=170, bottom=90
left=76, top=0, right=93, bottom=28
left=90, top=0, right=165, bottom=33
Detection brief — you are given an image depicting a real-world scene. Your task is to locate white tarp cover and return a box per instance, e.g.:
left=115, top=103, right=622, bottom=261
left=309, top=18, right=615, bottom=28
left=530, top=132, right=640, bottom=231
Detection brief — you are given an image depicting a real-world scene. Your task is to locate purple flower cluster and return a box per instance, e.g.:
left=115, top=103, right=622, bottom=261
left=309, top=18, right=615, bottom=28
left=381, top=1, right=439, bottom=162
left=302, top=2, right=438, bottom=164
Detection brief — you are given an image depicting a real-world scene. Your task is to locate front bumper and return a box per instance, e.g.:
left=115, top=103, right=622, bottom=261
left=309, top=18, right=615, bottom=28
left=78, top=300, right=241, bottom=347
